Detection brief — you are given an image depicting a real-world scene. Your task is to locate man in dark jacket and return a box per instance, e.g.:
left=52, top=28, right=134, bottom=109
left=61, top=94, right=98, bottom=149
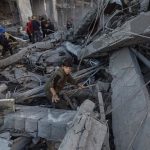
left=31, top=16, right=41, bottom=43
left=45, top=59, right=83, bottom=109
left=41, top=19, right=55, bottom=38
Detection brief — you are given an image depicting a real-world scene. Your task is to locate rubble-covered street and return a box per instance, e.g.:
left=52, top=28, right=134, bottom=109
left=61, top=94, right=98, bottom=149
left=0, top=0, right=150, bottom=150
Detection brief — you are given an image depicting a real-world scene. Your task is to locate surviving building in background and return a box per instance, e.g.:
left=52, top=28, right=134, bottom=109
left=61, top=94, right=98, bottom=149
left=0, top=0, right=94, bottom=29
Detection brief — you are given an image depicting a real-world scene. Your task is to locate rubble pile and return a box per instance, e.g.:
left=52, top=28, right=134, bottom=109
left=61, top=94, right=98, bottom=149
left=0, top=0, right=150, bottom=150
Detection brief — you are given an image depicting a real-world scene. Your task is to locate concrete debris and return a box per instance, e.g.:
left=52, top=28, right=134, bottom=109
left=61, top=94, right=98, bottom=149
left=0, top=132, right=31, bottom=150
left=64, top=41, right=81, bottom=57
left=73, top=7, right=98, bottom=40
left=140, top=0, right=150, bottom=12
left=131, top=48, right=150, bottom=69
left=1, top=105, right=76, bottom=141
left=59, top=100, right=107, bottom=150
left=109, top=48, right=150, bottom=150
left=78, top=11, right=150, bottom=59
left=0, top=1, right=150, bottom=150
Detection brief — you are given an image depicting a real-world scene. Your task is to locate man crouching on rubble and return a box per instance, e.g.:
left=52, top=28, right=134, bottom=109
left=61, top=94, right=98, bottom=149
left=45, top=58, right=83, bottom=109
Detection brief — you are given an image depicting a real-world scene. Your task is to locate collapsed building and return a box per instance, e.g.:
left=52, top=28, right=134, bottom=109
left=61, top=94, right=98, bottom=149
left=0, top=0, right=150, bottom=150
left=0, top=0, right=94, bottom=28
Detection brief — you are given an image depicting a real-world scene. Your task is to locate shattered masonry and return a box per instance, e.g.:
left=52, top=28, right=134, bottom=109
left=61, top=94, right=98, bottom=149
left=0, top=0, right=150, bottom=150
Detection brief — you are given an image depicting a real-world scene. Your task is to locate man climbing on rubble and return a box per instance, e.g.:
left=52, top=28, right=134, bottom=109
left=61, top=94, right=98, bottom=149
left=0, top=26, right=13, bottom=57
left=45, top=58, right=83, bottom=109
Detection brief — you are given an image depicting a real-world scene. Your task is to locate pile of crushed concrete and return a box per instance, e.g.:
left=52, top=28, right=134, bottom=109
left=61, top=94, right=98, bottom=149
left=0, top=0, right=150, bottom=150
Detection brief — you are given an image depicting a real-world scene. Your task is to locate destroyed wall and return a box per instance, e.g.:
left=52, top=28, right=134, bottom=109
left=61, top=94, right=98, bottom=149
left=110, top=48, right=150, bottom=150
left=17, top=0, right=33, bottom=26
left=31, top=0, right=53, bottom=20
left=30, top=0, right=94, bottom=29
left=78, top=11, right=150, bottom=59
left=0, top=0, right=20, bottom=26
left=0, top=0, right=150, bottom=149
left=56, top=0, right=94, bottom=28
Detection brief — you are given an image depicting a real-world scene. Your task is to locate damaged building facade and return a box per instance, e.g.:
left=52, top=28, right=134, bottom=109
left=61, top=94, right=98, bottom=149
left=0, top=0, right=94, bottom=27
left=0, top=0, right=150, bottom=150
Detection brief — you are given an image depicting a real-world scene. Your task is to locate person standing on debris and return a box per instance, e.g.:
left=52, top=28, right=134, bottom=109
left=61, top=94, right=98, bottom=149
left=45, top=58, right=83, bottom=109
left=26, top=17, right=32, bottom=42
left=31, top=16, right=41, bottom=43
left=66, top=19, right=73, bottom=30
left=41, top=18, right=55, bottom=38
left=41, top=17, right=47, bottom=38
left=47, top=19, right=55, bottom=33
left=0, top=26, right=13, bottom=57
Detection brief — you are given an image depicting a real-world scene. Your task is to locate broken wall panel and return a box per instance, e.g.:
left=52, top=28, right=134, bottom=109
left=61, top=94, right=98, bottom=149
left=78, top=11, right=150, bottom=59
left=139, top=0, right=150, bottom=12
left=59, top=100, right=107, bottom=150
left=73, top=7, right=97, bottom=39
left=0, top=105, right=76, bottom=141
left=109, top=48, right=150, bottom=150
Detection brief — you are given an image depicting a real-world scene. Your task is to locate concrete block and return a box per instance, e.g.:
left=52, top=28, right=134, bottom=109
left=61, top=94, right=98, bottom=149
left=1, top=105, right=76, bottom=141
left=38, top=109, right=76, bottom=141
left=78, top=11, right=150, bottom=59
left=25, top=109, right=47, bottom=137
left=109, top=48, right=150, bottom=150
left=14, top=117, right=25, bottom=131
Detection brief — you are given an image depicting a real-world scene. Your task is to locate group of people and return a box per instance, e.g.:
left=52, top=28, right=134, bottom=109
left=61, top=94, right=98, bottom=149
left=26, top=16, right=55, bottom=43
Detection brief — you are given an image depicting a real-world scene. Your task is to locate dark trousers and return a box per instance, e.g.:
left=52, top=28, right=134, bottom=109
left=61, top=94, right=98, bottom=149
left=42, top=29, right=53, bottom=39
left=0, top=37, right=13, bottom=56
left=42, top=30, right=46, bottom=38
left=32, top=30, right=41, bottom=43
left=27, top=31, right=32, bottom=42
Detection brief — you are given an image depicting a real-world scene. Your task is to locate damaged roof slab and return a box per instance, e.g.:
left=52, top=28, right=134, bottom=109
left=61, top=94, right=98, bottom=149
left=78, top=11, right=150, bottom=59
left=109, top=48, right=150, bottom=150
left=1, top=105, right=76, bottom=141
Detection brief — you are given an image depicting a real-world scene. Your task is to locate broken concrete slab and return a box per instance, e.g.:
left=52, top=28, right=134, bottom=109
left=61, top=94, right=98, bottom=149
left=0, top=46, right=34, bottom=68
left=139, top=0, right=150, bottom=12
left=0, top=38, right=56, bottom=68
left=109, top=48, right=150, bottom=150
left=63, top=41, right=81, bottom=57
left=1, top=67, right=46, bottom=85
left=73, top=7, right=97, bottom=40
left=59, top=100, right=107, bottom=150
left=13, top=85, right=45, bottom=103
left=0, top=136, right=11, bottom=150
left=25, top=109, right=49, bottom=137
left=1, top=105, right=76, bottom=141
left=38, top=109, right=76, bottom=141
left=78, top=11, right=150, bottom=59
